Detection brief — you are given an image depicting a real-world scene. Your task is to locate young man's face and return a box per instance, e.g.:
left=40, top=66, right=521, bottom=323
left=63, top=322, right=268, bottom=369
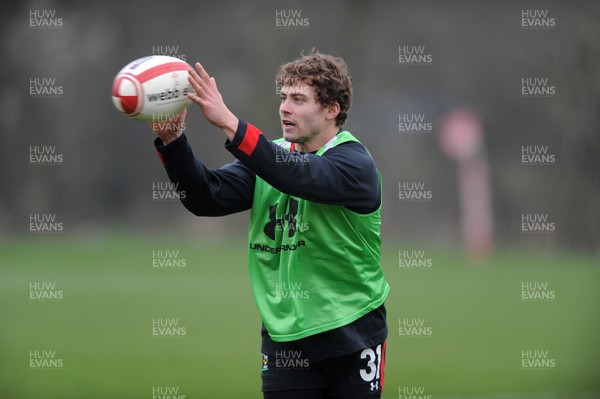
left=279, top=83, right=332, bottom=145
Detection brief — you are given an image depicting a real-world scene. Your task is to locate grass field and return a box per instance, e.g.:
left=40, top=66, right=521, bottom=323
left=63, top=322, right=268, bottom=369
left=0, top=233, right=599, bottom=399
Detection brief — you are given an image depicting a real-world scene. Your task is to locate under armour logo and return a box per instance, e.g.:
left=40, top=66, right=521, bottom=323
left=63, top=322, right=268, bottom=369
left=370, top=381, right=379, bottom=391
left=264, top=199, right=299, bottom=240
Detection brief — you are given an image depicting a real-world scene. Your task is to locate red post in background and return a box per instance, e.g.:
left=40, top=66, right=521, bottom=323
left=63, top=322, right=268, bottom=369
left=439, top=108, right=494, bottom=264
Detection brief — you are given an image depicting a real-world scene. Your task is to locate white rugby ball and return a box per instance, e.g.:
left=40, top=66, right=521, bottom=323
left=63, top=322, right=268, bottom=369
left=112, top=55, right=193, bottom=122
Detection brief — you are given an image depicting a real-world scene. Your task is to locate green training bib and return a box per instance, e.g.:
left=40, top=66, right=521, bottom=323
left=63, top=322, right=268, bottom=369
left=248, top=131, right=389, bottom=342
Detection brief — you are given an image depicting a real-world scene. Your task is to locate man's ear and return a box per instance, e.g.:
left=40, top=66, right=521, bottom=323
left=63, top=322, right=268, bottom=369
left=326, top=102, right=341, bottom=121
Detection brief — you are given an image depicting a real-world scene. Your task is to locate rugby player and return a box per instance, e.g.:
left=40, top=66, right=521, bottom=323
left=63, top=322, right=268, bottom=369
left=150, top=51, right=390, bottom=399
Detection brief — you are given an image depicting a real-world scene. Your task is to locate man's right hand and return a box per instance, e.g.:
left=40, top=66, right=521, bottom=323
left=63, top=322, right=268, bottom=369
left=148, top=108, right=187, bottom=146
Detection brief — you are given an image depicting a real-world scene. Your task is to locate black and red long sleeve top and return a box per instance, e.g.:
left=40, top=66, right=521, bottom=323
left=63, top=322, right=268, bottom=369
left=154, top=120, right=387, bottom=363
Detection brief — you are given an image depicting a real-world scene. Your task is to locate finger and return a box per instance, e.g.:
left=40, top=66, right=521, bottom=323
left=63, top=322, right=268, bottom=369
left=188, top=66, right=202, bottom=84
left=208, top=76, right=218, bottom=90
left=196, top=62, right=211, bottom=83
left=188, top=92, right=204, bottom=106
left=187, top=75, right=205, bottom=97
left=187, top=68, right=209, bottom=96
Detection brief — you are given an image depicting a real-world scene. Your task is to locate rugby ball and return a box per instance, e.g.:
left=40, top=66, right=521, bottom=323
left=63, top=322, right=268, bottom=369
left=112, top=55, right=193, bottom=122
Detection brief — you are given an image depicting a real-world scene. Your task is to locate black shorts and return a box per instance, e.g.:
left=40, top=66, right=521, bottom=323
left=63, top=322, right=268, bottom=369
left=261, top=342, right=386, bottom=399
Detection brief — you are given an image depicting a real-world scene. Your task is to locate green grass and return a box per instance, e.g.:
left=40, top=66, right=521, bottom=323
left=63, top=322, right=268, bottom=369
left=1, top=234, right=599, bottom=398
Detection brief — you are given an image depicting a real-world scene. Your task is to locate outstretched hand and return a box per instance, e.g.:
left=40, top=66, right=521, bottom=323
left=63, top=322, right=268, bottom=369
left=187, top=63, right=238, bottom=141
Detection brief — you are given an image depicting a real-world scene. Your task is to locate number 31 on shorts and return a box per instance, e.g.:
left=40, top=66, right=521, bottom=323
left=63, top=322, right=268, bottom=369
left=359, top=342, right=386, bottom=392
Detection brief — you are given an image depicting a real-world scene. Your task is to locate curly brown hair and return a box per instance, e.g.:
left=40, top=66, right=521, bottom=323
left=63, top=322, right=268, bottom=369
left=276, top=50, right=353, bottom=126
